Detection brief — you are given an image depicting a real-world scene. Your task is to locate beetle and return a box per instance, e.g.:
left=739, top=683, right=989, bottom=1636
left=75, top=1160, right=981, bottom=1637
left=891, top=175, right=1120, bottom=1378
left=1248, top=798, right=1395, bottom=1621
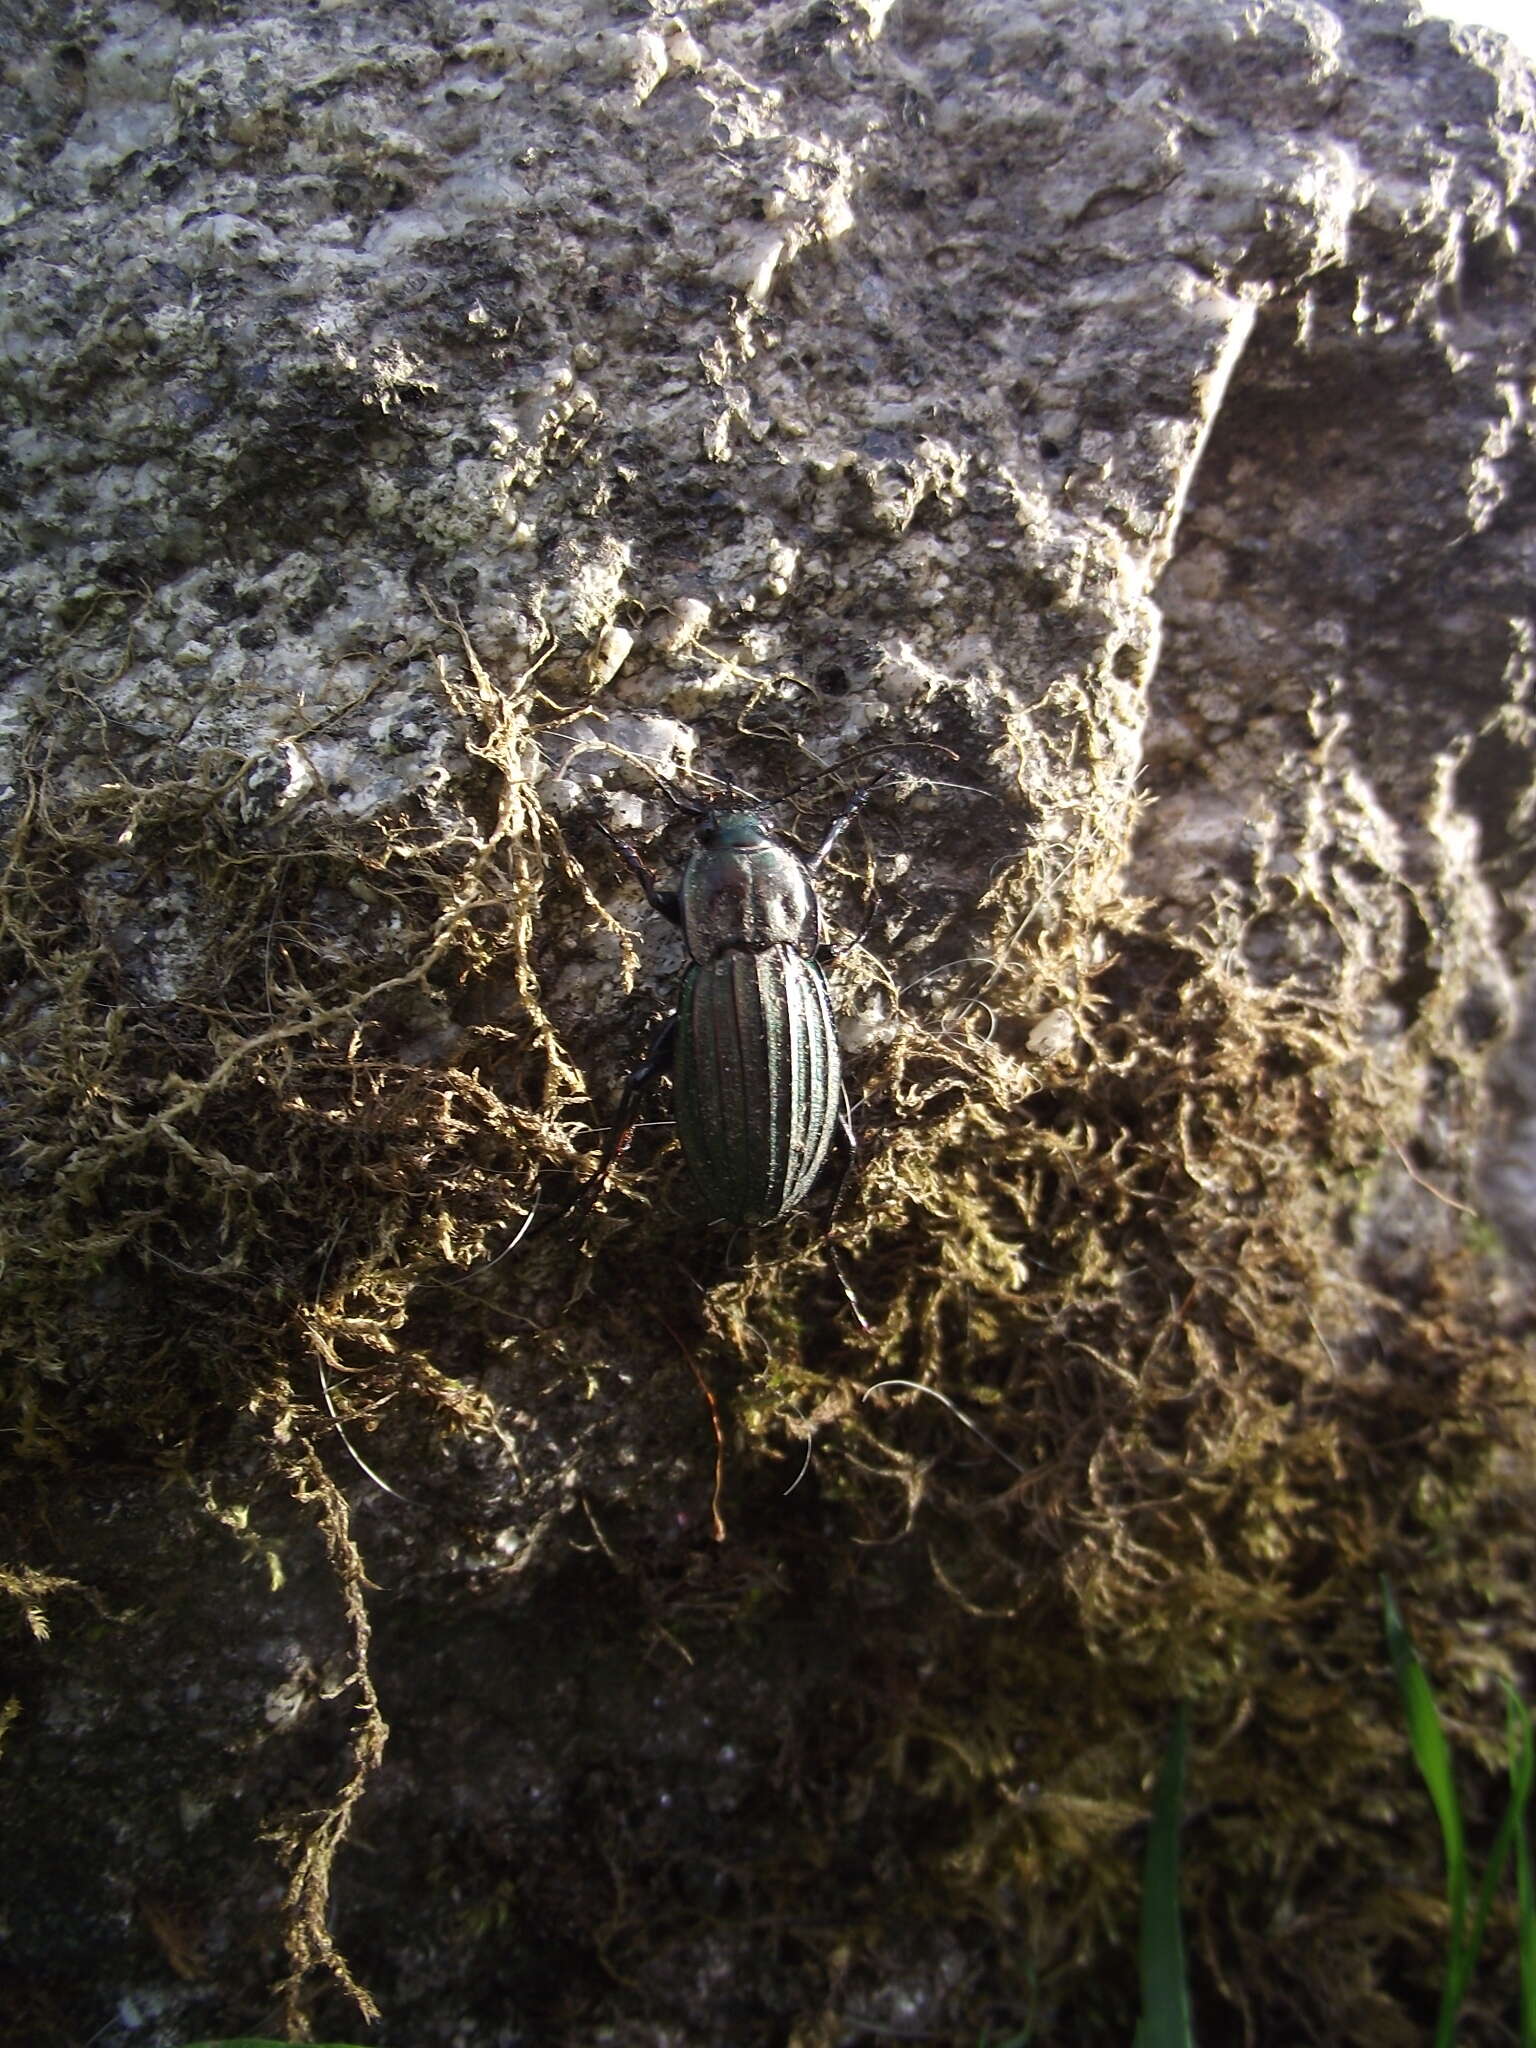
left=585, top=769, right=894, bottom=1226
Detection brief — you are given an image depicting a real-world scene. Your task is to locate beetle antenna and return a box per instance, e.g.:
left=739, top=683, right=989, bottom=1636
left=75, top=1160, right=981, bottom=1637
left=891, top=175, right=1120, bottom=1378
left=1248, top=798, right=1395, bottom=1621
left=916, top=776, right=1007, bottom=805
left=607, top=748, right=707, bottom=816
left=769, top=739, right=960, bottom=804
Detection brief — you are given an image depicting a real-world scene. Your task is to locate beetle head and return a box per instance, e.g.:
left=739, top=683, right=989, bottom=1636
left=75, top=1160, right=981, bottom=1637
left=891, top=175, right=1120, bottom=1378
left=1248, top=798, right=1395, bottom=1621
left=696, top=808, right=771, bottom=850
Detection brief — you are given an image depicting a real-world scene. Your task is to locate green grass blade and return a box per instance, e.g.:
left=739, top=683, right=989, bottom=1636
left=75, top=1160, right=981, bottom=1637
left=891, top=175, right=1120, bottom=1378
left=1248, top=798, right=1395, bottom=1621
left=1454, top=1678, right=1536, bottom=2012
left=1137, top=1702, right=1195, bottom=2048
left=1459, top=1747, right=1527, bottom=2014
left=1507, top=1683, right=1536, bottom=2048
left=1383, top=1575, right=1469, bottom=2047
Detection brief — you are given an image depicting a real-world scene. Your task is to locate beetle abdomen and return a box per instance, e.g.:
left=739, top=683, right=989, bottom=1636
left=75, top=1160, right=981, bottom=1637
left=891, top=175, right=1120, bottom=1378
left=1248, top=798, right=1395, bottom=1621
left=674, top=947, right=840, bottom=1224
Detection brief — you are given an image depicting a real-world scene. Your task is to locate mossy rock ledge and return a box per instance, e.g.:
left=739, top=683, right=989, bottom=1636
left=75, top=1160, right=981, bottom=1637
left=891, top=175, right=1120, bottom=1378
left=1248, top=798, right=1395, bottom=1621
left=3, top=1, right=1534, bottom=2042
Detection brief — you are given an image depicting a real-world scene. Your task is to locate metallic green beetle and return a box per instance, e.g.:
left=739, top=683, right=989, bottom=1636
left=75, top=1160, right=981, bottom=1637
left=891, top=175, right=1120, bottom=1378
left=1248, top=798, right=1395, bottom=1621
left=593, top=790, right=872, bottom=1225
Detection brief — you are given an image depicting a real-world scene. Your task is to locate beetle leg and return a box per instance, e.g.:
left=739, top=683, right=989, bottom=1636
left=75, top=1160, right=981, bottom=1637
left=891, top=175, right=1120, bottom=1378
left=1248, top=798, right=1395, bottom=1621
left=568, top=1011, right=679, bottom=1226
left=800, top=784, right=880, bottom=960
left=627, top=1009, right=679, bottom=1089
left=804, top=782, right=881, bottom=874
left=823, top=1101, right=870, bottom=1328
left=826, top=1096, right=860, bottom=1223
left=819, top=900, right=878, bottom=962
left=826, top=1240, right=871, bottom=1333
left=590, top=817, right=682, bottom=925
left=806, top=780, right=888, bottom=957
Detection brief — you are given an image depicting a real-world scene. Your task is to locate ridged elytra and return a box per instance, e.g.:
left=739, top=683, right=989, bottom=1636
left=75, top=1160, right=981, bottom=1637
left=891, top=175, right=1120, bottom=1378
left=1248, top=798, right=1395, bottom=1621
left=582, top=743, right=957, bottom=1227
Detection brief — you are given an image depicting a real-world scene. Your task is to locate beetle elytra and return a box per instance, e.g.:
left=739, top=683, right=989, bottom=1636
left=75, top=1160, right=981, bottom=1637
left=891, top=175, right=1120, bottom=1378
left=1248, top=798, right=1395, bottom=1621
left=587, top=781, right=881, bottom=1226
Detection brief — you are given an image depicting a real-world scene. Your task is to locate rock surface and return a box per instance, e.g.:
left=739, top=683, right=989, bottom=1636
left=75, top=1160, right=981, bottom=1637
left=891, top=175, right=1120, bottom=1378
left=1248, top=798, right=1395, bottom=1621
left=3, top=1, right=1534, bottom=2044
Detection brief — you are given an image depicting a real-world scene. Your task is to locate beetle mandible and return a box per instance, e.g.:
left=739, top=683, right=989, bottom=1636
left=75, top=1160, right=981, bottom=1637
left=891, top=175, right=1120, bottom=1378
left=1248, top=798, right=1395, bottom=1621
left=588, top=773, right=887, bottom=1227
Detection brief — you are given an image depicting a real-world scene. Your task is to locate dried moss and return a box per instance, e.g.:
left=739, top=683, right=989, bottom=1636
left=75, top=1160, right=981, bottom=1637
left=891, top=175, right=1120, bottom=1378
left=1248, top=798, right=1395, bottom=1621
left=2, top=608, right=591, bottom=2025
left=2, top=617, right=1531, bottom=2041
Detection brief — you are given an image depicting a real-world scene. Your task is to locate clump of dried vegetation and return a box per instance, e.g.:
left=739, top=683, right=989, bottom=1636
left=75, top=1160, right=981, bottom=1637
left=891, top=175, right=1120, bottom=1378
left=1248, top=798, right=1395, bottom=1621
left=2, top=609, right=1531, bottom=2044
